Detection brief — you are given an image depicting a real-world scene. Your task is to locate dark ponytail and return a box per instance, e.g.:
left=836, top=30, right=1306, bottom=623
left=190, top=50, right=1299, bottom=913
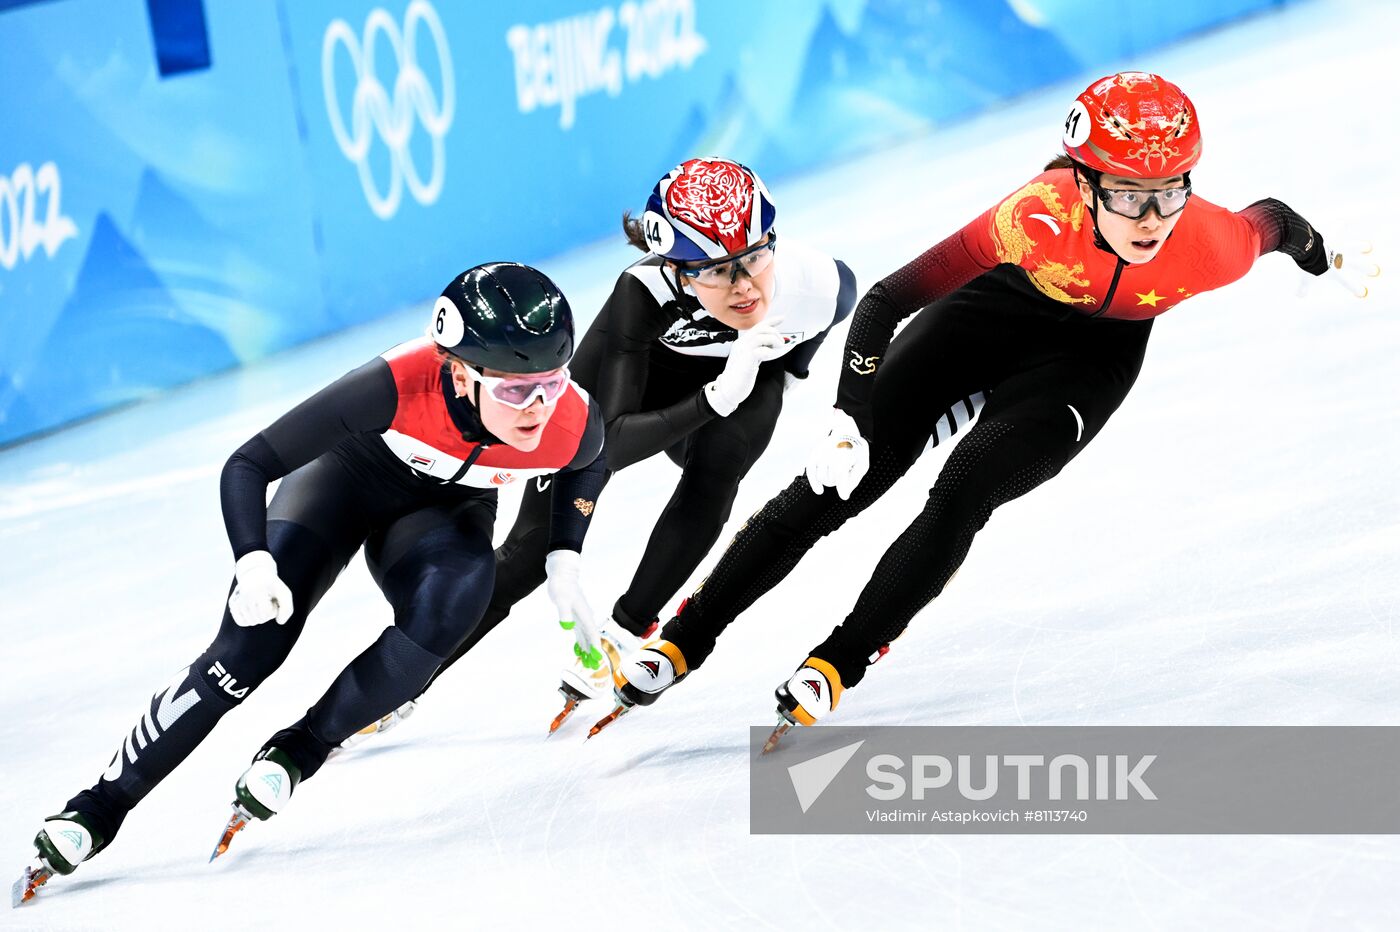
left=621, top=210, right=651, bottom=253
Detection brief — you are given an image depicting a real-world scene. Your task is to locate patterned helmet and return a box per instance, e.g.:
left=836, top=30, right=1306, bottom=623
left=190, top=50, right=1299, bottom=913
left=640, top=157, right=776, bottom=262
left=1061, top=72, right=1202, bottom=178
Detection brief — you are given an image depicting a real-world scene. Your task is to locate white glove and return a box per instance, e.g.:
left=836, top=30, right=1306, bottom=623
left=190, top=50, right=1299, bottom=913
left=805, top=408, right=870, bottom=501
left=545, top=550, right=602, bottom=674
left=1325, top=241, right=1380, bottom=298
left=705, top=316, right=787, bottom=417
left=561, top=616, right=641, bottom=699
left=228, top=550, right=294, bottom=626
left=1298, top=240, right=1380, bottom=299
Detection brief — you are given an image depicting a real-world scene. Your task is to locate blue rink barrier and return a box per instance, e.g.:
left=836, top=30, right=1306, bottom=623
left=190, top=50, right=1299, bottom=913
left=0, top=0, right=1287, bottom=445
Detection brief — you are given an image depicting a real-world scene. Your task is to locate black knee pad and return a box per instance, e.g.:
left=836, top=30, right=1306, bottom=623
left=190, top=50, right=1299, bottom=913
left=376, top=525, right=494, bottom=658
left=396, top=574, right=493, bottom=658
left=301, top=625, right=444, bottom=756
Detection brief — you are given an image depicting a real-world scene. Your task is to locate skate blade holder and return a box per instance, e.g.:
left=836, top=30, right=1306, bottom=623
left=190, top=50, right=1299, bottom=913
left=209, top=803, right=254, bottom=862
left=586, top=700, right=634, bottom=740
left=12, top=859, right=54, bottom=908
left=548, top=679, right=600, bottom=737
left=761, top=708, right=800, bottom=755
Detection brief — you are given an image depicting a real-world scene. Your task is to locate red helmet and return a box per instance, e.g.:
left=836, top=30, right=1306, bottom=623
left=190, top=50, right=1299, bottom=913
left=1061, top=72, right=1202, bottom=178
left=643, top=157, right=776, bottom=262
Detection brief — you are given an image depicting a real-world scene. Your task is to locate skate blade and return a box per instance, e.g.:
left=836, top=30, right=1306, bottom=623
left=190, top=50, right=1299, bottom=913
left=335, top=702, right=417, bottom=754
left=334, top=720, right=385, bottom=755
left=761, top=718, right=795, bottom=755
left=12, top=861, right=52, bottom=908
left=209, top=805, right=251, bottom=862
left=548, top=697, right=582, bottom=737
left=586, top=703, right=632, bottom=740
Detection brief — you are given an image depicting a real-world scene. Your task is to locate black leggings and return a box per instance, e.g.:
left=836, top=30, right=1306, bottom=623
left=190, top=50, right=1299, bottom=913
left=429, top=362, right=786, bottom=684
left=66, top=449, right=497, bottom=844
left=663, top=274, right=1154, bottom=690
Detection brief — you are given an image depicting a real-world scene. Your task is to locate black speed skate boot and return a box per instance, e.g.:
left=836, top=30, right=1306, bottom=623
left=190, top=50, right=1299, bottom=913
left=550, top=607, right=655, bottom=736
left=586, top=640, right=689, bottom=739
left=13, top=811, right=106, bottom=906
left=209, top=748, right=301, bottom=861
left=763, top=658, right=845, bottom=754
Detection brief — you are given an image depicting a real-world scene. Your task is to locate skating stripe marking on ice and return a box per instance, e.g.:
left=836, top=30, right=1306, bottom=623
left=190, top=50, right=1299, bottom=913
left=1067, top=404, right=1084, bottom=442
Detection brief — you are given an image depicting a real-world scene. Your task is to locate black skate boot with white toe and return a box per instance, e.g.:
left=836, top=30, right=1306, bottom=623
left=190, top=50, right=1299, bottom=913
left=586, top=640, right=689, bottom=738
left=209, top=747, right=301, bottom=861
left=763, top=658, right=844, bottom=754
left=13, top=811, right=106, bottom=906
left=550, top=603, right=656, bottom=735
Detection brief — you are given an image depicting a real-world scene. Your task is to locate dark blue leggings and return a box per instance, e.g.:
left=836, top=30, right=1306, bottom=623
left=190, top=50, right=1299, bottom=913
left=66, top=452, right=496, bottom=844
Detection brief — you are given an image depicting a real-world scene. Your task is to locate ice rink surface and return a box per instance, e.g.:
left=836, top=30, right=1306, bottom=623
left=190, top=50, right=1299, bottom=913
left=3, top=1, right=1398, bottom=928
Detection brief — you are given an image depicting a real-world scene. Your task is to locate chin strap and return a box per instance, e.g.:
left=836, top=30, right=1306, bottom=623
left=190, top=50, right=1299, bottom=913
left=1073, top=163, right=1192, bottom=263
left=663, top=263, right=688, bottom=301
left=1073, top=163, right=1115, bottom=256
left=1076, top=163, right=1140, bottom=263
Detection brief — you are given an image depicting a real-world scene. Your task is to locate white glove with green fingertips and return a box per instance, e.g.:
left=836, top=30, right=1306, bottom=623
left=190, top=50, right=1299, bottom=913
left=545, top=549, right=602, bottom=673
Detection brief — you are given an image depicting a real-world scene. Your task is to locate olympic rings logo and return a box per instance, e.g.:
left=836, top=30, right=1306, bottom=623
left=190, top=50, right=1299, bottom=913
left=321, top=1, right=455, bottom=220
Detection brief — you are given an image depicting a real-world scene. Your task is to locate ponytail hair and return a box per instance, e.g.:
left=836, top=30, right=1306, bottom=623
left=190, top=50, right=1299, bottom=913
left=621, top=210, right=651, bottom=253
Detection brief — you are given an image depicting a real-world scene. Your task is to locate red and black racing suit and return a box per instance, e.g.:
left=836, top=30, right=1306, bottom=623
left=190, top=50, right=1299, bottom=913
left=661, top=169, right=1330, bottom=692
left=62, top=339, right=605, bottom=847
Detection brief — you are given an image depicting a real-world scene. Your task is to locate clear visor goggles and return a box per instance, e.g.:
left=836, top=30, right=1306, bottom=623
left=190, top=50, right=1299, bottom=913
left=465, top=366, right=571, bottom=410
left=676, top=233, right=778, bottom=287
left=1094, top=182, right=1192, bottom=220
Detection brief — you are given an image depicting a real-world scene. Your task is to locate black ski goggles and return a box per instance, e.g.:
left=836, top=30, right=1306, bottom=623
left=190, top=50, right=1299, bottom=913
left=1092, top=182, right=1192, bottom=220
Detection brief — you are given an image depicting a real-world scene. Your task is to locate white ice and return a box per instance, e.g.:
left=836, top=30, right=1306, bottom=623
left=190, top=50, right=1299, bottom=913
left=3, top=1, right=1398, bottom=928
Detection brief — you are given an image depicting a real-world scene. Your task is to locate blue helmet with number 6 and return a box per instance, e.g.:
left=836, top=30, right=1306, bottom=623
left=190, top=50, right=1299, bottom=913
left=431, top=263, right=574, bottom=373
left=641, top=157, right=776, bottom=262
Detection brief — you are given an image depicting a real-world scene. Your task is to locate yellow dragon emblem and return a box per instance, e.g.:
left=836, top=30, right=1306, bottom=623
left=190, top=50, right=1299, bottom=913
left=992, top=182, right=1095, bottom=306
